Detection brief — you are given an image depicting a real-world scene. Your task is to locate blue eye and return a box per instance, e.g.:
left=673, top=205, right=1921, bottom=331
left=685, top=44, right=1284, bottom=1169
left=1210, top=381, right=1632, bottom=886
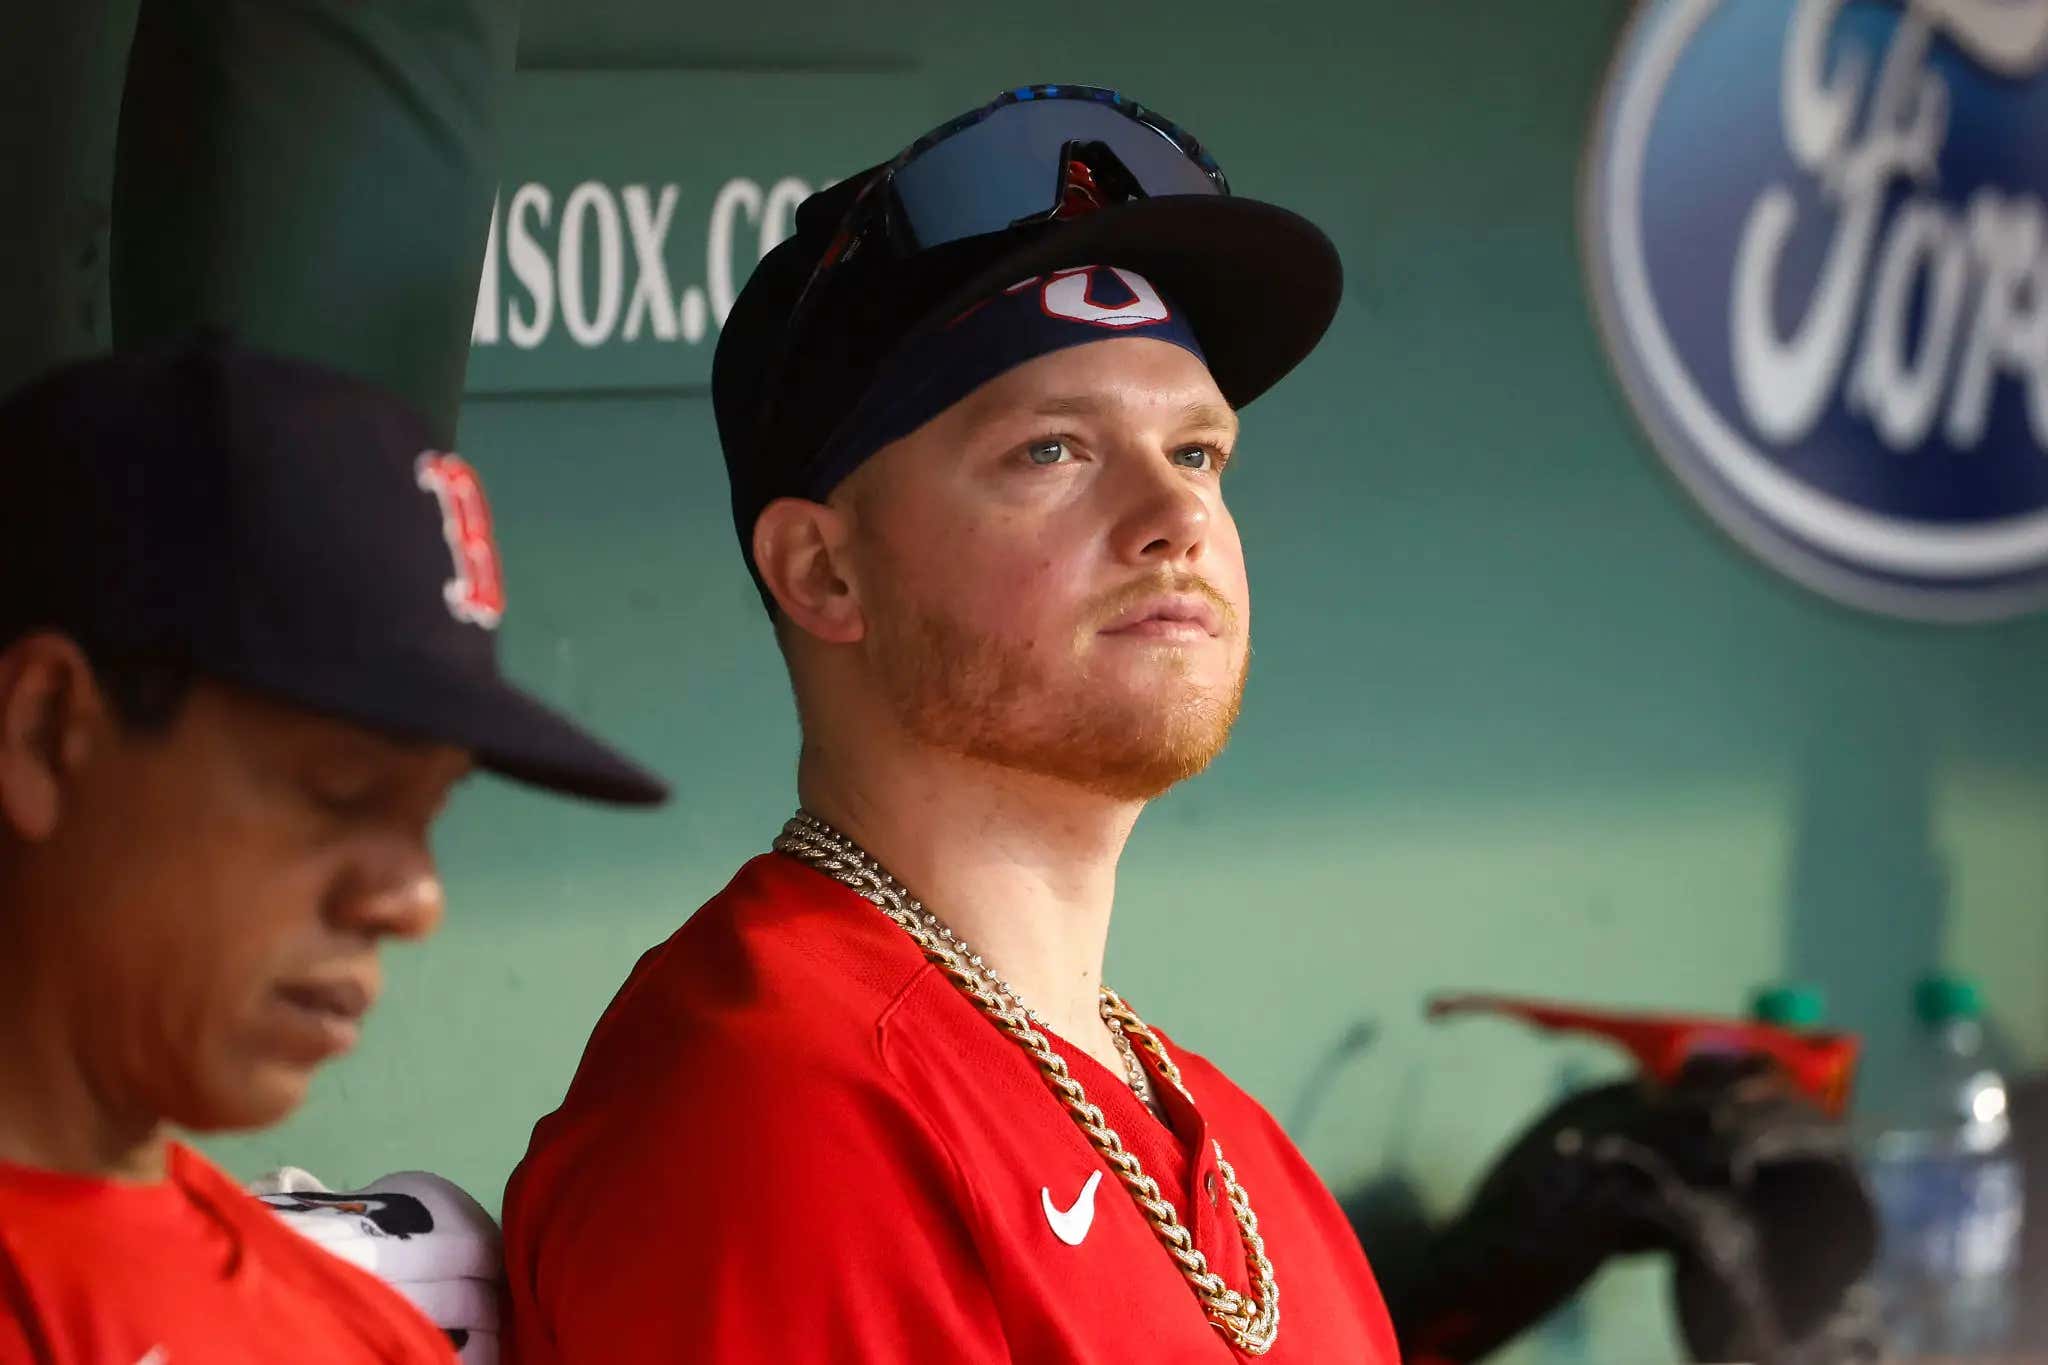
left=1025, top=439, right=1073, bottom=466
left=1172, top=445, right=1220, bottom=471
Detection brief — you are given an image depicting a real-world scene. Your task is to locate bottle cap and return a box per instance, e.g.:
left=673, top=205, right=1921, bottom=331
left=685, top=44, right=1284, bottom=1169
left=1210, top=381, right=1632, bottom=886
left=1913, top=974, right=1982, bottom=1025
left=1751, top=983, right=1826, bottom=1028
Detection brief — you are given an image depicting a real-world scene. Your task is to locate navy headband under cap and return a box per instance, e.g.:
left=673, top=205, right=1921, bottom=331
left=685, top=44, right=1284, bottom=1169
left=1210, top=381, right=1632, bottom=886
left=799, top=265, right=1208, bottom=500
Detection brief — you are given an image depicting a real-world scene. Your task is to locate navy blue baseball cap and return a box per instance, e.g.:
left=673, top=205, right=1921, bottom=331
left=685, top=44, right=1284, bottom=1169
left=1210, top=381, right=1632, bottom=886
left=0, top=332, right=670, bottom=806
left=799, top=263, right=1215, bottom=502
left=713, top=85, right=1343, bottom=595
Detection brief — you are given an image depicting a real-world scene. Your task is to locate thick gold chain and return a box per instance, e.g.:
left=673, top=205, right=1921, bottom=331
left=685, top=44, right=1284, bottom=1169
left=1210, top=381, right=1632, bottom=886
left=1102, top=1001, right=1161, bottom=1113
left=773, top=811, right=1280, bottom=1354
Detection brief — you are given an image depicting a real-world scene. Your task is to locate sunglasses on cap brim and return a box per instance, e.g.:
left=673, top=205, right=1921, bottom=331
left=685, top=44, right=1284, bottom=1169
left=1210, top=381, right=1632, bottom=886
left=847, top=84, right=1226, bottom=255
left=762, top=85, right=1230, bottom=426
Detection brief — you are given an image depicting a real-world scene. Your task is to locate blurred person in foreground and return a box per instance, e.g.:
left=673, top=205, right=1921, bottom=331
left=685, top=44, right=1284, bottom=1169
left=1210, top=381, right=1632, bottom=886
left=0, top=336, right=666, bottom=1362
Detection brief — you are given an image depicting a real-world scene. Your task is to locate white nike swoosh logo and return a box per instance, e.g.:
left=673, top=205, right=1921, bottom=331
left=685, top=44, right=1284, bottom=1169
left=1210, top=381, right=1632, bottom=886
left=136, top=1350, right=169, bottom=1365
left=1042, top=1170, right=1103, bottom=1246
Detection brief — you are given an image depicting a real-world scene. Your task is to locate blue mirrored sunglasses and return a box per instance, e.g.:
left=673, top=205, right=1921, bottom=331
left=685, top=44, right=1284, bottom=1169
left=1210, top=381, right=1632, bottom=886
left=762, top=85, right=1230, bottom=431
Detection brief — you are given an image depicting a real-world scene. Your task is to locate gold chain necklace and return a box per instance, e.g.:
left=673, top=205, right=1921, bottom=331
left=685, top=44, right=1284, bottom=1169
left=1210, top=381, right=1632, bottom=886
left=1103, top=1002, right=1161, bottom=1113
left=773, top=810, right=1280, bottom=1354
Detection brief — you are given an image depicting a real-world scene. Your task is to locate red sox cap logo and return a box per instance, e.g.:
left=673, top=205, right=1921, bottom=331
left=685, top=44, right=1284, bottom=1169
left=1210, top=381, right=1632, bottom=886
left=414, top=452, right=506, bottom=629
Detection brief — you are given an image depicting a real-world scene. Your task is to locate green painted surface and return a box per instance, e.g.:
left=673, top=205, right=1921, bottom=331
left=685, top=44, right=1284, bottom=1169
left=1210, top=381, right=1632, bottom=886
left=25, top=1, right=2048, bottom=1359
left=466, top=70, right=941, bottom=393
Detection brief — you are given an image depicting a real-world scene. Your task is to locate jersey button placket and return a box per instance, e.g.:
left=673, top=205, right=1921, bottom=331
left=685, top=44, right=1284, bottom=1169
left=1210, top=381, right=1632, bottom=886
left=1188, top=1143, right=1230, bottom=1271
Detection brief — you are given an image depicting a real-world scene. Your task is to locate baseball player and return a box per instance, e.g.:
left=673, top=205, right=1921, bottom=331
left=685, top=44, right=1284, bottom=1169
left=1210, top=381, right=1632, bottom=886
left=0, top=335, right=667, bottom=1361
left=504, top=86, right=1398, bottom=1360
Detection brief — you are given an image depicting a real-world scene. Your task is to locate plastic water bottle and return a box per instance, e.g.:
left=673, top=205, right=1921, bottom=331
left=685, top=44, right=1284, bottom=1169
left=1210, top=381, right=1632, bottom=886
left=1860, top=974, right=2024, bottom=1358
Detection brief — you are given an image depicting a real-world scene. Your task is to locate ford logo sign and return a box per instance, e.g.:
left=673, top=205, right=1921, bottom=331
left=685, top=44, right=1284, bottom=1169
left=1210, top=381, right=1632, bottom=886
left=1583, top=0, right=2048, bottom=620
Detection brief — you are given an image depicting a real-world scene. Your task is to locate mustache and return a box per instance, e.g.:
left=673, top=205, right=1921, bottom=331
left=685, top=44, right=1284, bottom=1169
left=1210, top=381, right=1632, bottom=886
left=1083, top=572, right=1238, bottom=634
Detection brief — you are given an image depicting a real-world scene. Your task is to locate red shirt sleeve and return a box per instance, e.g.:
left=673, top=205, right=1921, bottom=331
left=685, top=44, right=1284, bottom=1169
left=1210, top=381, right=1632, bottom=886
left=510, top=1045, right=1012, bottom=1364
left=0, top=1144, right=458, bottom=1364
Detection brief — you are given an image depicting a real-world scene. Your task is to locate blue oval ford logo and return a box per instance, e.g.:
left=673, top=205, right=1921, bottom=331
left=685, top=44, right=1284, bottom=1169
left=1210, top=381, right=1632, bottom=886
left=1584, top=0, right=2048, bottom=620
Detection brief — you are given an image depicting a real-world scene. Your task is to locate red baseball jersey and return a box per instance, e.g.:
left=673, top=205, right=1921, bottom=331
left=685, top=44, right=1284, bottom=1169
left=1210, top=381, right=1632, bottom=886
left=0, top=1142, right=457, bottom=1363
left=505, top=854, right=1397, bottom=1362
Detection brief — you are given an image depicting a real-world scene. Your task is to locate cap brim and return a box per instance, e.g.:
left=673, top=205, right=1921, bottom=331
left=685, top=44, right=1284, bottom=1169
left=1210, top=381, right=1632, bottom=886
left=459, top=680, right=671, bottom=807
left=219, top=653, right=671, bottom=807
left=923, top=195, right=1344, bottom=409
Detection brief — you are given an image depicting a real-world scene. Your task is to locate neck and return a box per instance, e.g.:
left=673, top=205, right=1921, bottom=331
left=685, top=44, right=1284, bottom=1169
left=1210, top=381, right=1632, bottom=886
left=797, top=737, right=1143, bottom=1060
left=0, top=893, right=170, bottom=1182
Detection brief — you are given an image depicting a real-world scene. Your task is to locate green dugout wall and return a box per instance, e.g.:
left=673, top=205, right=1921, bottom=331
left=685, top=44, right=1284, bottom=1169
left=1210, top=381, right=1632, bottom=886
left=13, top=3, right=2048, bottom=1359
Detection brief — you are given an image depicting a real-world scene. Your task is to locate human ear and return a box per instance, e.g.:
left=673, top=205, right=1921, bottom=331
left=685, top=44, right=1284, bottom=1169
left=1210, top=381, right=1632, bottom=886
left=751, top=498, right=866, bottom=646
left=0, top=634, right=104, bottom=843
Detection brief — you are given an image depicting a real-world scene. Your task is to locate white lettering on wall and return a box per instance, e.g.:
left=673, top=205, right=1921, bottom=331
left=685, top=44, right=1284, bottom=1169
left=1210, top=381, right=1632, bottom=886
left=474, top=176, right=811, bottom=353
left=505, top=184, right=554, bottom=350
left=472, top=197, right=502, bottom=346
left=622, top=184, right=680, bottom=341
left=558, top=181, right=625, bottom=347
left=706, top=178, right=763, bottom=332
